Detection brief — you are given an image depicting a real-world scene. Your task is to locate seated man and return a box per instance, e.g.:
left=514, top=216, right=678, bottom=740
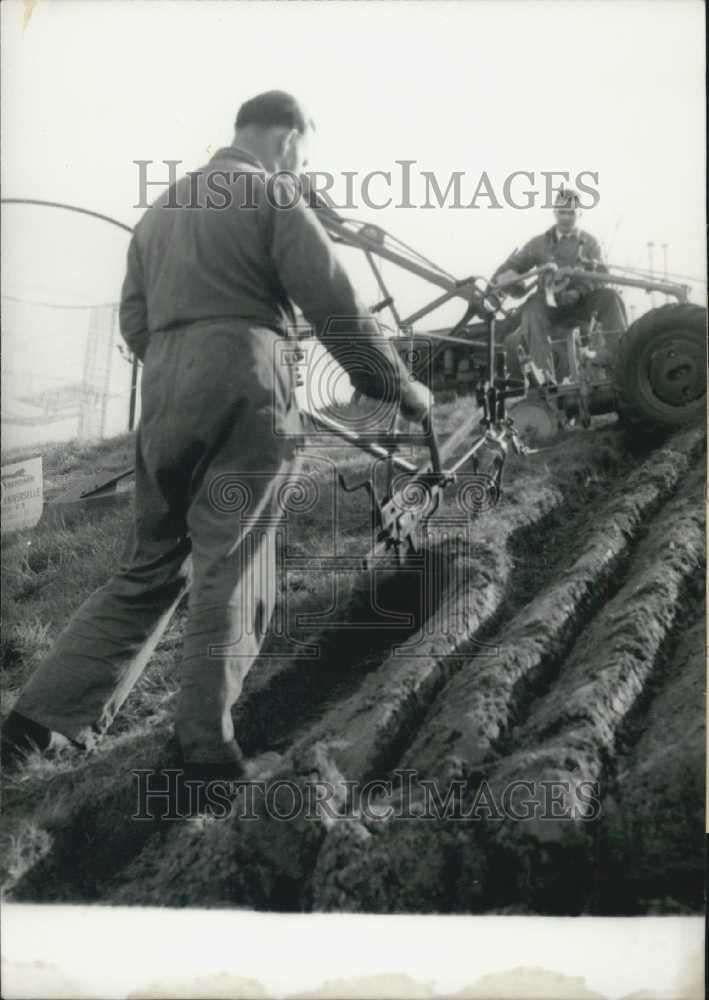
left=493, top=187, right=626, bottom=386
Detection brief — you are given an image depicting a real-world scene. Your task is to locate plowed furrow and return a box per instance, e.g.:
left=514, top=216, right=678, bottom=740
left=282, top=483, right=563, bottom=784
left=593, top=601, right=705, bottom=912
left=4, top=422, right=705, bottom=916
left=307, top=435, right=706, bottom=915
left=484, top=469, right=704, bottom=813
left=401, top=430, right=705, bottom=783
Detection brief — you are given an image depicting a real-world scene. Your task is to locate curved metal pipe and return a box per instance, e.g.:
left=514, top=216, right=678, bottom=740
left=1, top=197, right=134, bottom=235
left=2, top=197, right=139, bottom=428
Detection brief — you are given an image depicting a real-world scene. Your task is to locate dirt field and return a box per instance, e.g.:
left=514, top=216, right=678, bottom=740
left=1, top=400, right=705, bottom=914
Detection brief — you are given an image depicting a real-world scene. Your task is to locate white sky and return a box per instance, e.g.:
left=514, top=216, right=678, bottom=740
left=1, top=0, right=706, bottom=446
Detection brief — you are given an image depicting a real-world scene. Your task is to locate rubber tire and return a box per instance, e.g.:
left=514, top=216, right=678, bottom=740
left=615, top=303, right=707, bottom=429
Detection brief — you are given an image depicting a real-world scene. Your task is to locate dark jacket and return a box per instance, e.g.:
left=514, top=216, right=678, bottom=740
left=493, top=226, right=606, bottom=296
left=119, top=146, right=411, bottom=403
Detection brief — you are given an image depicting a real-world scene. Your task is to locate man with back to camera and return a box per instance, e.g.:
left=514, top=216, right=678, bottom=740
left=1, top=91, right=432, bottom=800
left=493, top=187, right=627, bottom=385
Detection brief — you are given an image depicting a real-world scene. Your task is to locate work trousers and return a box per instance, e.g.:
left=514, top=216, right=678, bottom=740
left=15, top=322, right=302, bottom=763
left=506, top=287, right=627, bottom=381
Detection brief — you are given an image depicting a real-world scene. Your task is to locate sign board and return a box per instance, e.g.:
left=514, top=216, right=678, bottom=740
left=1, top=456, right=44, bottom=533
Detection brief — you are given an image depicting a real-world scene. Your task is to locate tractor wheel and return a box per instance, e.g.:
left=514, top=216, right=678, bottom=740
left=615, top=303, right=707, bottom=429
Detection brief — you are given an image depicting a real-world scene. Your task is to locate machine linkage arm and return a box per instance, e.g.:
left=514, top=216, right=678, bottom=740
left=305, top=408, right=534, bottom=568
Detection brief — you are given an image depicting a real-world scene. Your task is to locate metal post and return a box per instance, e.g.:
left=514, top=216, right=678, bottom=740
left=661, top=243, right=669, bottom=302
left=365, top=250, right=402, bottom=330
left=647, top=241, right=657, bottom=308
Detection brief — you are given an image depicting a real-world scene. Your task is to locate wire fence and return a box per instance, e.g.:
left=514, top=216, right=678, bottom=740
left=1, top=199, right=139, bottom=455
left=1, top=298, right=140, bottom=454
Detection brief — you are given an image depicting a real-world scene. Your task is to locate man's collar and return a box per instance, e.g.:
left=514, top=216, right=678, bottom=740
left=554, top=226, right=579, bottom=242
left=209, top=145, right=266, bottom=170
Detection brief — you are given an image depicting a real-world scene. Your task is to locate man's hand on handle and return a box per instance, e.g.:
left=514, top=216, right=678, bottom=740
left=399, top=378, right=434, bottom=423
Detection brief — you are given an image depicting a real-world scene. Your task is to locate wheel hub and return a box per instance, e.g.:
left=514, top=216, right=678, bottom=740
left=646, top=333, right=705, bottom=407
